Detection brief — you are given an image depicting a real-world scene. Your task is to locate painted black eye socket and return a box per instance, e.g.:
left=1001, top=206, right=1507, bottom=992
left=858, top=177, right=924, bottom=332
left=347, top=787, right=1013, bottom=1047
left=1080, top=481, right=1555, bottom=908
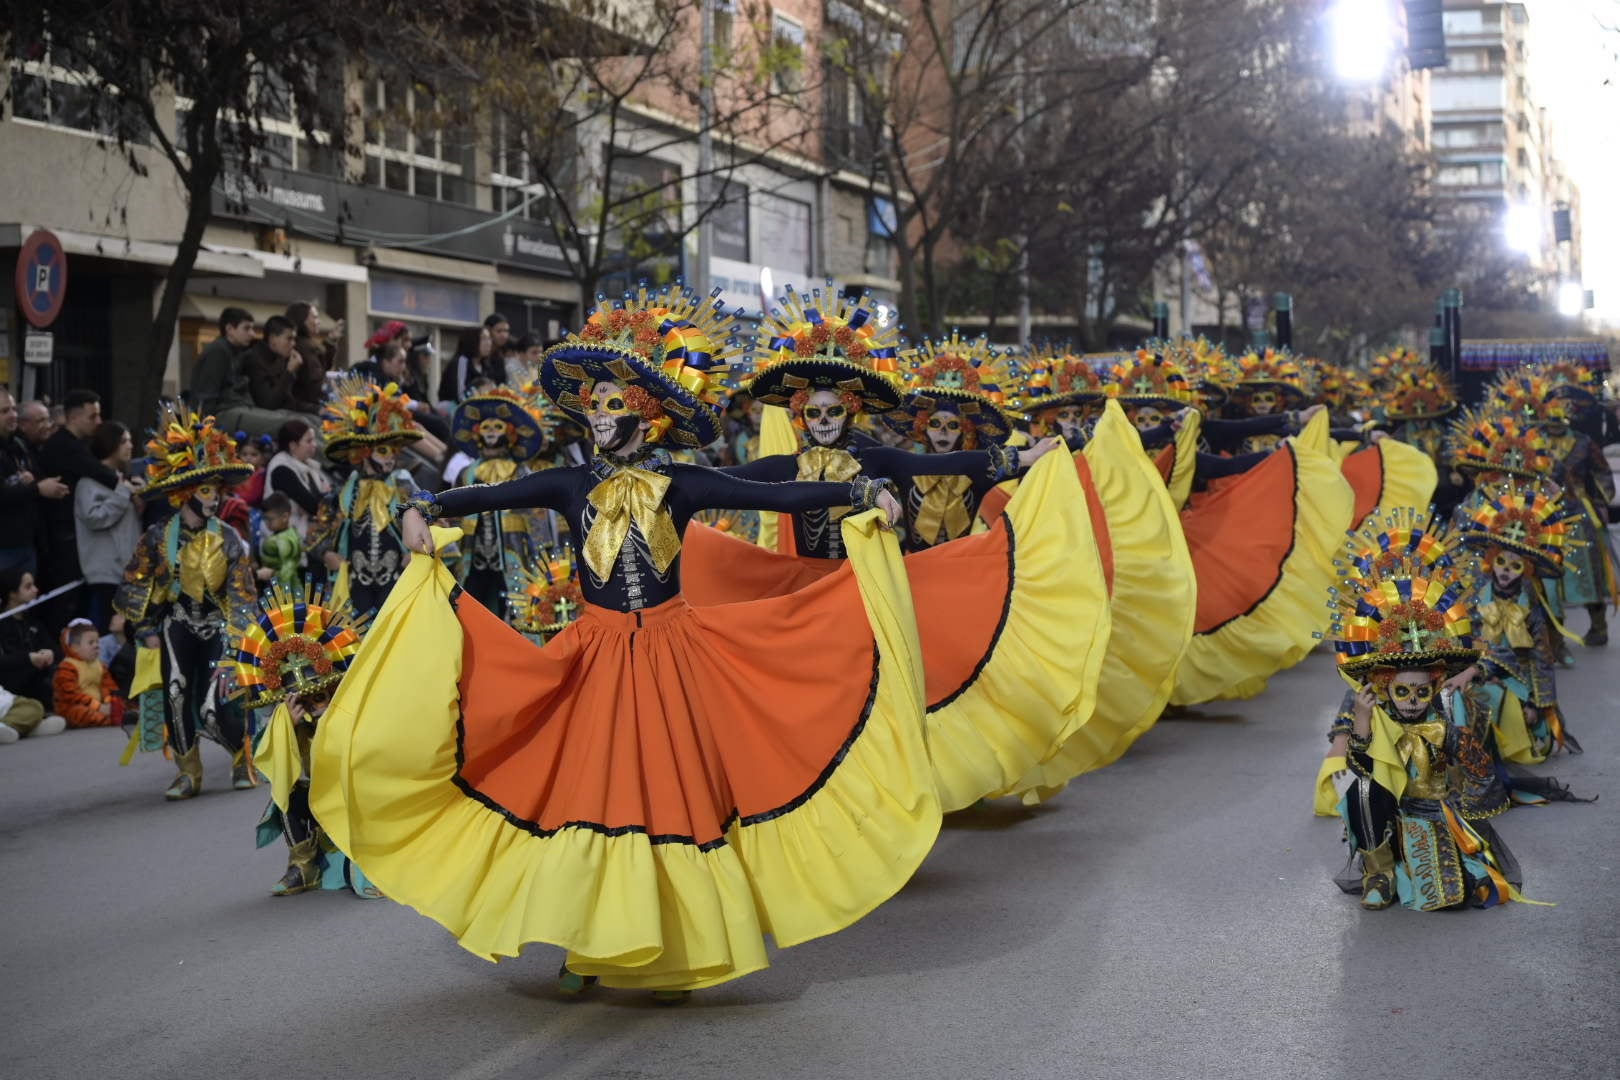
left=804, top=405, right=847, bottom=420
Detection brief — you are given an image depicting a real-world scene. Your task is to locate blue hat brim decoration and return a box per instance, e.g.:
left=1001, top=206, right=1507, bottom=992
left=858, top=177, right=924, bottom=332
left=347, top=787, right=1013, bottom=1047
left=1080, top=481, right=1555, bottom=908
left=450, top=393, right=548, bottom=460
left=745, top=358, right=903, bottom=413
left=880, top=387, right=1018, bottom=444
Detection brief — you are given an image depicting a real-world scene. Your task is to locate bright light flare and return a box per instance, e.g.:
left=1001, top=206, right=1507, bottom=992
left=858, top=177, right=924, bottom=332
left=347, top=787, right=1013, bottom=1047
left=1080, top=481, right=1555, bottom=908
left=1330, top=0, right=1393, bottom=82
left=1505, top=203, right=1541, bottom=256
left=1558, top=281, right=1586, bottom=317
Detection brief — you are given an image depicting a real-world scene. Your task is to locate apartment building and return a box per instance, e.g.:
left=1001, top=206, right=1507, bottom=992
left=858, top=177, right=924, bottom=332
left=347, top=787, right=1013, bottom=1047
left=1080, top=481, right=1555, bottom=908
left=1431, top=0, right=1581, bottom=279
left=0, top=2, right=906, bottom=415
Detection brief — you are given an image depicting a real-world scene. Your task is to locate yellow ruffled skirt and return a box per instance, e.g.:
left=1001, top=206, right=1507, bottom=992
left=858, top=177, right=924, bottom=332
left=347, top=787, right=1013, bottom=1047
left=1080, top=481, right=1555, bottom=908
left=310, top=512, right=941, bottom=990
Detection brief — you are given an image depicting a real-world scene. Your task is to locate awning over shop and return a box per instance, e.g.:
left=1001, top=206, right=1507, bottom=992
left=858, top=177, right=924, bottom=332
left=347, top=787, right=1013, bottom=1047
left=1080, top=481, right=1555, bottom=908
left=201, top=243, right=368, bottom=283
left=1459, top=339, right=1610, bottom=371
left=0, top=224, right=264, bottom=279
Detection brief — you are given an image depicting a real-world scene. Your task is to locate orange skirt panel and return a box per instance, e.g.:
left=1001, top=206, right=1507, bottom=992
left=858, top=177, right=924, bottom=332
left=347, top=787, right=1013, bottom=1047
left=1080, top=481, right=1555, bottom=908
left=1339, top=445, right=1385, bottom=529
left=682, top=521, right=1017, bottom=710
left=456, top=570, right=879, bottom=849
left=1180, top=446, right=1299, bottom=635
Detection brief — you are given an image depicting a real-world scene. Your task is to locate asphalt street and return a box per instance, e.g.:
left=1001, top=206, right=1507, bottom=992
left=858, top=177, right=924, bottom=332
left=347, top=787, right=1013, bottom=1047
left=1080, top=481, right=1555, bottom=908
left=4, top=646, right=1617, bottom=1080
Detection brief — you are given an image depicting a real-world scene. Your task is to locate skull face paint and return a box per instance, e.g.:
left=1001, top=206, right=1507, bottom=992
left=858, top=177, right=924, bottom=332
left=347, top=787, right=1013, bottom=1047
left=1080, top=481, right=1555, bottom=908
left=188, top=483, right=220, bottom=519
left=1040, top=405, right=1088, bottom=442
left=586, top=380, right=645, bottom=453
left=1385, top=670, right=1439, bottom=721
left=365, top=443, right=399, bottom=476
left=925, top=409, right=963, bottom=453
left=1248, top=389, right=1280, bottom=415
left=478, top=418, right=511, bottom=451
left=801, top=389, right=851, bottom=447
left=1491, top=549, right=1527, bottom=591
left=1129, top=405, right=1165, bottom=433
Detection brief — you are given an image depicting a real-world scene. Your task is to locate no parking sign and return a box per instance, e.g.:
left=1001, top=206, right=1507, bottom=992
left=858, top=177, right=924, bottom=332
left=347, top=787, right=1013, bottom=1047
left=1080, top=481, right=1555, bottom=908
left=15, top=228, right=68, bottom=329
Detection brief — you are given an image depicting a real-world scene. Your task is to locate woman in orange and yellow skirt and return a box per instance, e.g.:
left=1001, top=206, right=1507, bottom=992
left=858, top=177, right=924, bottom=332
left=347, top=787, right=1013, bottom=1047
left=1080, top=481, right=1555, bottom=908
left=310, top=287, right=942, bottom=999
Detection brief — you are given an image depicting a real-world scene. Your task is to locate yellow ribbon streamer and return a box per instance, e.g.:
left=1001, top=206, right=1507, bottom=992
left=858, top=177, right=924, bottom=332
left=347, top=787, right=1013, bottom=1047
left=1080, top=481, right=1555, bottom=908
left=354, top=477, right=397, bottom=533
left=255, top=702, right=301, bottom=815
left=583, top=467, right=681, bottom=583
left=1479, top=597, right=1534, bottom=649
left=912, top=473, right=973, bottom=545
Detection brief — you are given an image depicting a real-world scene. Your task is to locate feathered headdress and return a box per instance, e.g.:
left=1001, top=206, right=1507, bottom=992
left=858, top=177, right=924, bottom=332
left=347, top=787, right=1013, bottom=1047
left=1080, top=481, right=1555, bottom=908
left=230, top=582, right=371, bottom=709
left=1385, top=368, right=1458, bottom=422
left=1451, top=476, right=1578, bottom=573
left=142, top=404, right=253, bottom=504
left=541, top=285, right=740, bottom=448
left=881, top=331, right=1020, bottom=445
left=1102, top=349, right=1197, bottom=410
left=1234, top=348, right=1311, bottom=406
left=1368, top=346, right=1427, bottom=388
left=743, top=284, right=905, bottom=413
left=321, top=376, right=423, bottom=462
left=1011, top=341, right=1105, bottom=416
left=1446, top=409, right=1554, bottom=479
left=1488, top=371, right=1571, bottom=427
left=505, top=548, right=586, bottom=637
left=1328, top=508, right=1480, bottom=676
left=1314, top=362, right=1372, bottom=413
left=1527, top=358, right=1600, bottom=403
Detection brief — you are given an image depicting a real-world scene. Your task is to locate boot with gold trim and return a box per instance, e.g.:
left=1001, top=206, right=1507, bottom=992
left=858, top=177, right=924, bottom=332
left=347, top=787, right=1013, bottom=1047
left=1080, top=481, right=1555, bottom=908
left=1359, top=839, right=1397, bottom=910
left=271, top=837, right=322, bottom=896
left=164, top=746, right=203, bottom=801
left=230, top=747, right=258, bottom=790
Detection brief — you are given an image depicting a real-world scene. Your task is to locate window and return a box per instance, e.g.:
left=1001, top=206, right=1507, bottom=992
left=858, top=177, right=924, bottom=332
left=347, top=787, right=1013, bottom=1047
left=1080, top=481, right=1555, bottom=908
left=771, top=12, right=806, bottom=96
left=363, top=76, right=475, bottom=204
left=713, top=0, right=735, bottom=55
left=10, top=37, right=145, bottom=142
left=1448, top=50, right=1481, bottom=72
left=711, top=181, right=750, bottom=262
left=755, top=191, right=813, bottom=278
left=1442, top=11, right=1482, bottom=34
left=490, top=111, right=563, bottom=222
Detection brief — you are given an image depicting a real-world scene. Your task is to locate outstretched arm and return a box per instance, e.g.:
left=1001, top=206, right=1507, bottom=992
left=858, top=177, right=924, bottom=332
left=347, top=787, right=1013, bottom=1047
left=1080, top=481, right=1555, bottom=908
left=716, top=455, right=798, bottom=484
left=418, top=468, right=575, bottom=518
left=672, top=463, right=890, bottom=517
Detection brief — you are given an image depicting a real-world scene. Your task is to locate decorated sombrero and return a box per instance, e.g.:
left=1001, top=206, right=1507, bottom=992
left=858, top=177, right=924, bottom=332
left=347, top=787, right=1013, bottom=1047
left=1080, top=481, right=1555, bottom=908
left=1163, top=338, right=1241, bottom=411
left=321, top=375, right=424, bottom=462
left=880, top=331, right=1020, bottom=445
left=1328, top=508, right=1480, bottom=676
left=1234, top=348, right=1311, bottom=407
left=1384, top=367, right=1458, bottom=422
left=506, top=548, right=586, bottom=637
left=540, top=286, right=738, bottom=449
left=1011, top=341, right=1106, bottom=415
left=743, top=285, right=904, bottom=412
left=143, top=404, right=254, bottom=503
left=1446, top=409, right=1554, bottom=479
left=1315, top=361, right=1374, bottom=414
left=1102, top=349, right=1197, bottom=411
left=1368, top=346, right=1427, bottom=389
left=1452, top=477, right=1577, bottom=574
left=1528, top=358, right=1601, bottom=403
left=450, top=384, right=548, bottom=461
left=1488, top=371, right=1572, bottom=428
left=229, top=582, right=371, bottom=710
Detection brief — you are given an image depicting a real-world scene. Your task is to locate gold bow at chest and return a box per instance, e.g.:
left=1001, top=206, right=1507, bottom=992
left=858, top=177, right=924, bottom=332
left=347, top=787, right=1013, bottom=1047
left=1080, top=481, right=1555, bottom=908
left=913, top=473, right=973, bottom=545
left=796, top=446, right=862, bottom=484
left=1395, top=719, right=1449, bottom=800
left=353, top=477, right=397, bottom=533
left=178, top=528, right=227, bottom=603
left=1479, top=597, right=1534, bottom=650
left=584, top=466, right=681, bottom=583
left=475, top=458, right=519, bottom=486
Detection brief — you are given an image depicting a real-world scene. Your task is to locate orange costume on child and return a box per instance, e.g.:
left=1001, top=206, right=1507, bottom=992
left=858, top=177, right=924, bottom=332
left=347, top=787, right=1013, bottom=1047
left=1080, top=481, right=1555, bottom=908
left=52, top=658, right=124, bottom=728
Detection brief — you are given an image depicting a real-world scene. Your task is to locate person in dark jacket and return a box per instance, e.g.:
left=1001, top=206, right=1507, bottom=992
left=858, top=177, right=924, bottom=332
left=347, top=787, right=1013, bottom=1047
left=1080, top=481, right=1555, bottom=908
left=218, top=316, right=319, bottom=439
left=187, top=307, right=256, bottom=416
left=0, top=389, right=69, bottom=576
left=286, top=300, right=343, bottom=413
left=436, top=325, right=494, bottom=406
left=36, top=389, right=127, bottom=629
left=0, top=566, right=61, bottom=720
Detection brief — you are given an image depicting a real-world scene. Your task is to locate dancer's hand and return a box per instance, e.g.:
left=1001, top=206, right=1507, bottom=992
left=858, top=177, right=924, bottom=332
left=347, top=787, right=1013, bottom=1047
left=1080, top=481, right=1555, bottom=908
left=876, top=489, right=902, bottom=527
left=1351, top=686, right=1376, bottom=735
left=322, top=551, right=343, bottom=572
left=401, top=508, right=435, bottom=554
left=1443, top=665, right=1478, bottom=691
left=1299, top=404, right=1325, bottom=424
left=1017, top=436, right=1063, bottom=468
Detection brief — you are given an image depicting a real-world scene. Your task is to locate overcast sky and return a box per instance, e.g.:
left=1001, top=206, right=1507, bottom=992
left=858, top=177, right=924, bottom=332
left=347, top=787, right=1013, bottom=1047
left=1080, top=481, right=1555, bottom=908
left=1522, top=0, right=1620, bottom=321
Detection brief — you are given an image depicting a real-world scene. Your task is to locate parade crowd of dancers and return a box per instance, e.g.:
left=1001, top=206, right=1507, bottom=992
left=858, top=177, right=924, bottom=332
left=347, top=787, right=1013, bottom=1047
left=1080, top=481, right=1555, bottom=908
left=14, top=282, right=1612, bottom=999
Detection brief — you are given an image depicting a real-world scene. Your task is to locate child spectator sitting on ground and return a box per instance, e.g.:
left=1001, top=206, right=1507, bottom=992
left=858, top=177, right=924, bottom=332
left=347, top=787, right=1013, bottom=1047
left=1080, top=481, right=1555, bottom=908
left=52, top=619, right=124, bottom=728
left=258, top=492, right=302, bottom=588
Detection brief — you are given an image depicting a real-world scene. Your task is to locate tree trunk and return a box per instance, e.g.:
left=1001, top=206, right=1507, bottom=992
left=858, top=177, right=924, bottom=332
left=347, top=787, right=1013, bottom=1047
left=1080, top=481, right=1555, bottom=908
left=137, top=144, right=221, bottom=426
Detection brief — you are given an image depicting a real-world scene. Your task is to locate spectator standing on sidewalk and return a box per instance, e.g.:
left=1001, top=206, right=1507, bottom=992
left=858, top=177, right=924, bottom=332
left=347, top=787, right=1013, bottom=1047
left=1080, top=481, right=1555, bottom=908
left=1, top=389, right=68, bottom=576
left=287, top=301, right=343, bottom=413
left=37, top=390, right=127, bottom=630
left=74, top=421, right=143, bottom=631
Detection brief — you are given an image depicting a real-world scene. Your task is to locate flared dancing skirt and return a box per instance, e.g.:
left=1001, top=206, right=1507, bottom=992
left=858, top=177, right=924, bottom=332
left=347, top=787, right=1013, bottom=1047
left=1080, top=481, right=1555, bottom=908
left=310, top=511, right=941, bottom=990
left=683, top=450, right=1112, bottom=812
left=1333, top=437, right=1438, bottom=531
left=1170, top=412, right=1355, bottom=704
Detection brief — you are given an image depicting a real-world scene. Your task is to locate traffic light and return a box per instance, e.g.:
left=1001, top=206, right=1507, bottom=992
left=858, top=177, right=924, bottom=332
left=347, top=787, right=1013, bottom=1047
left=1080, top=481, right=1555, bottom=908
left=1405, top=0, right=1446, bottom=70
